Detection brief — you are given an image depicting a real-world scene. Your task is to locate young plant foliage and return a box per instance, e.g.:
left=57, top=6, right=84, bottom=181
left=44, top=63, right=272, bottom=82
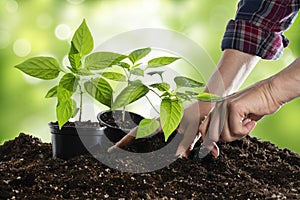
left=197, top=92, right=223, bottom=102
left=128, top=47, right=151, bottom=64
left=148, top=57, right=180, bottom=68
left=111, top=83, right=149, bottom=110
left=85, top=52, right=126, bottom=70
left=15, top=19, right=216, bottom=141
left=160, top=98, right=184, bottom=141
left=136, top=118, right=160, bottom=139
left=71, top=19, right=94, bottom=57
left=15, top=57, right=61, bottom=80
left=84, top=78, right=113, bottom=107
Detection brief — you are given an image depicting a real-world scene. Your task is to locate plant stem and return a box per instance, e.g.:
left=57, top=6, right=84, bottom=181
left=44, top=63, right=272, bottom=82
left=122, top=106, right=125, bottom=122
left=146, top=96, right=160, bottom=115
left=78, top=84, right=83, bottom=122
left=149, top=88, right=162, bottom=98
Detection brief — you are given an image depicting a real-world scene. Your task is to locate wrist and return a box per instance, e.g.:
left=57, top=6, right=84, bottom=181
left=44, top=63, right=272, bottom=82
left=269, top=58, right=300, bottom=104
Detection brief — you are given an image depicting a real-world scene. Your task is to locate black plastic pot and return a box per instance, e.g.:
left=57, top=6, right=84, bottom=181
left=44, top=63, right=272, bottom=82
left=49, top=122, right=104, bottom=160
left=97, top=110, right=144, bottom=143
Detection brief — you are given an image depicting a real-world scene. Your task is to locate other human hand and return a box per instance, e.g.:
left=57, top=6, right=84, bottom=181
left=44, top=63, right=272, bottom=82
left=199, top=79, right=283, bottom=154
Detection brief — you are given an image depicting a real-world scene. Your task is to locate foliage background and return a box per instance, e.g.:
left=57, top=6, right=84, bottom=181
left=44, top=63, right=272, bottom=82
left=0, top=0, right=299, bottom=153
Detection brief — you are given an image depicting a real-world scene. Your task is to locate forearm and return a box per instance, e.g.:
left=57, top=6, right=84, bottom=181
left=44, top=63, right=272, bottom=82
left=270, top=58, right=300, bottom=104
left=204, top=49, right=260, bottom=96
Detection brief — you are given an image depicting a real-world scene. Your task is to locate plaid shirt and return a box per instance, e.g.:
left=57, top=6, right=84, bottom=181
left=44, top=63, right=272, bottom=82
left=221, top=0, right=300, bottom=60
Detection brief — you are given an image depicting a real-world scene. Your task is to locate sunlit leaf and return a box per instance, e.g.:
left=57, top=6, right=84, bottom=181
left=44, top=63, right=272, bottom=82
left=150, top=82, right=170, bottom=92
left=131, top=68, right=144, bottom=76
left=68, top=42, right=82, bottom=70
left=160, top=98, right=183, bottom=141
left=136, top=118, right=160, bottom=139
left=111, top=83, right=149, bottom=110
left=76, top=68, right=94, bottom=76
left=148, top=57, right=180, bottom=68
left=131, top=63, right=142, bottom=69
left=174, top=76, right=204, bottom=88
left=117, top=62, right=130, bottom=69
left=102, top=72, right=126, bottom=81
left=128, top=47, right=151, bottom=64
left=56, top=98, right=75, bottom=129
left=59, top=73, right=78, bottom=92
left=45, top=86, right=58, bottom=98
left=71, top=19, right=94, bottom=56
left=84, top=78, right=113, bottom=107
left=85, top=52, right=126, bottom=70
left=15, top=57, right=61, bottom=80
left=175, top=92, right=190, bottom=101
left=197, top=92, right=224, bottom=102
left=57, top=85, right=73, bottom=103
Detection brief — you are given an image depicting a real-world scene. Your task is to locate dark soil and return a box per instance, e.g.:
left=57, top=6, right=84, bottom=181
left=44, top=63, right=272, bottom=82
left=0, top=133, right=299, bottom=199
left=98, top=110, right=144, bottom=131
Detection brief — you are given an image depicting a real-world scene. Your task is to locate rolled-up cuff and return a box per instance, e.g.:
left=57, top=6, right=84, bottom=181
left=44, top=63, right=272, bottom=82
left=221, top=20, right=287, bottom=60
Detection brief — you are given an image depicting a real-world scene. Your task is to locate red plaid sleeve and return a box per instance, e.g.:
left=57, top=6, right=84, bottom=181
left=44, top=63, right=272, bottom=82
left=221, top=0, right=300, bottom=60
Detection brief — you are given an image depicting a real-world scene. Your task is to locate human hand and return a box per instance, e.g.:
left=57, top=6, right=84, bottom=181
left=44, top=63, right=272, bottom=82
left=199, top=79, right=283, bottom=154
left=107, top=101, right=218, bottom=158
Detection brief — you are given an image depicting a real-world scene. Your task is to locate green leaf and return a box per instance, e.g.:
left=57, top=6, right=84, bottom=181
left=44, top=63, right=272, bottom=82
left=185, top=91, right=199, bottom=95
left=111, top=83, right=149, bottom=110
left=71, top=99, right=79, bottom=118
left=117, top=62, right=130, bottom=69
left=128, top=47, right=151, bottom=64
left=131, top=63, right=142, bottom=69
left=85, top=52, right=126, bottom=70
left=102, top=72, right=126, bottom=81
left=56, top=98, right=75, bottom=129
left=160, top=98, right=183, bottom=141
left=150, top=82, right=170, bottom=92
left=84, top=78, right=113, bottom=107
left=71, top=19, right=94, bottom=56
left=136, top=118, right=160, bottom=139
left=148, top=57, right=180, bottom=68
left=197, top=92, right=224, bottom=102
left=45, top=86, right=58, bottom=98
left=160, top=91, right=170, bottom=98
left=57, top=85, right=73, bottom=102
left=59, top=73, right=78, bottom=92
left=15, top=57, right=61, bottom=80
left=68, top=42, right=82, bottom=71
left=131, top=68, right=144, bottom=76
left=129, top=79, right=142, bottom=85
left=175, top=92, right=190, bottom=101
left=174, top=76, right=205, bottom=88
left=76, top=68, right=94, bottom=76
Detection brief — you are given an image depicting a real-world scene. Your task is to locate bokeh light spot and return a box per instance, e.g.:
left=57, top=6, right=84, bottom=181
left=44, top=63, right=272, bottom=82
left=0, top=30, right=11, bottom=49
left=5, top=0, right=18, bottom=13
left=36, top=13, right=53, bottom=29
left=13, top=39, right=31, bottom=57
left=55, top=24, right=71, bottom=40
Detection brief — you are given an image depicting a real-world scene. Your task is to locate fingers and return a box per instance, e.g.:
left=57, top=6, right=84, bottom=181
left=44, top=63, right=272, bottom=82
left=176, top=118, right=201, bottom=157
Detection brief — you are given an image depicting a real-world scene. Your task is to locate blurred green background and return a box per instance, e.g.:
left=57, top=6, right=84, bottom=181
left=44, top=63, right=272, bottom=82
left=1, top=0, right=299, bottom=153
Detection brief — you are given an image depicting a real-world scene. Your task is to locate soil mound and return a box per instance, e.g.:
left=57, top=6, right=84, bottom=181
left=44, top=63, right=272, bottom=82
left=0, top=133, right=299, bottom=199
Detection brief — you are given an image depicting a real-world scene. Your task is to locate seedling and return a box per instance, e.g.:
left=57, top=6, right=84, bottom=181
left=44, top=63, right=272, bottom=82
left=15, top=19, right=221, bottom=142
